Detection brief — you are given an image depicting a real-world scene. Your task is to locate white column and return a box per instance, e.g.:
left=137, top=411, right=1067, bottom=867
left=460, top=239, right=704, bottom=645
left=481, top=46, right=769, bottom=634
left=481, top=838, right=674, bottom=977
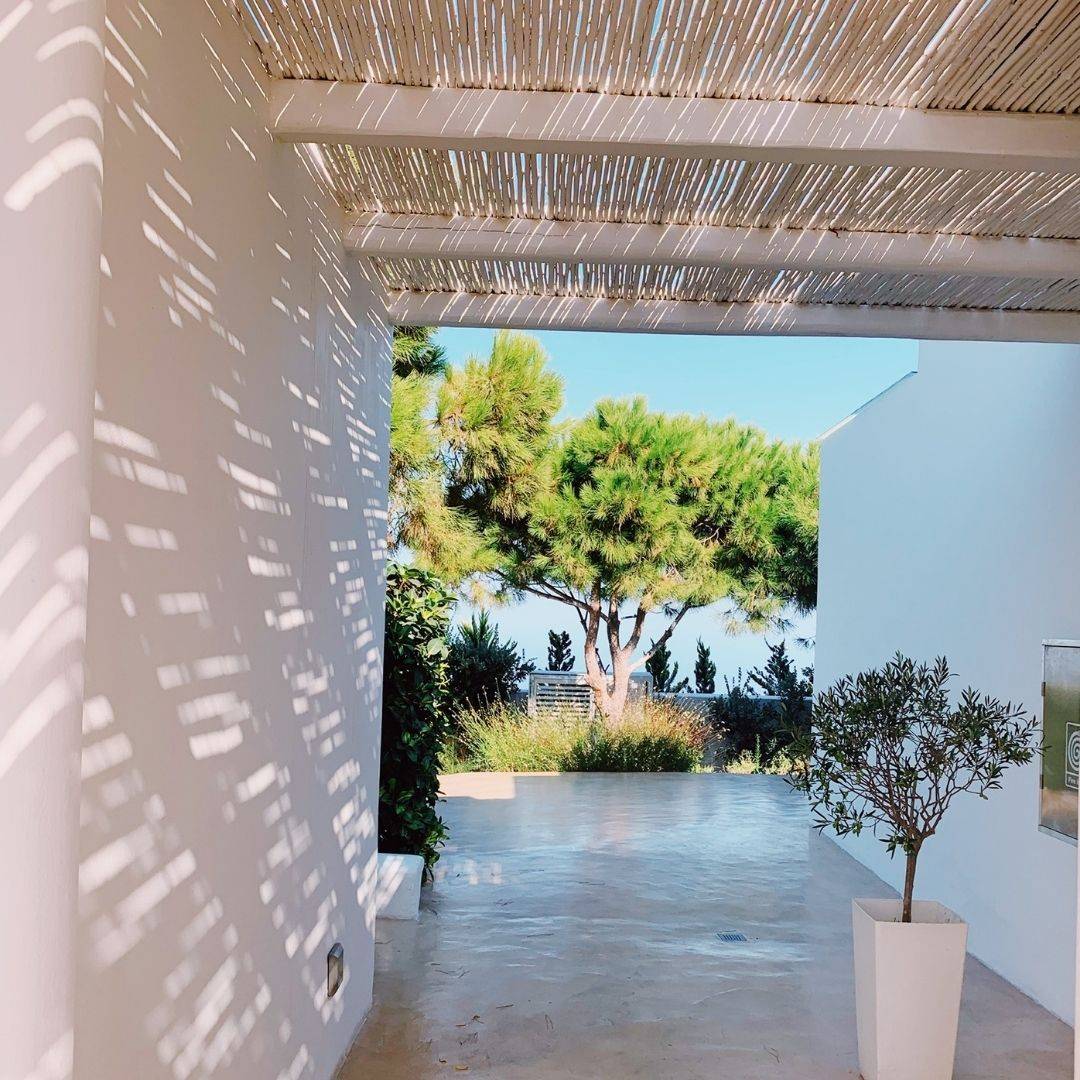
left=0, top=2, right=105, bottom=1078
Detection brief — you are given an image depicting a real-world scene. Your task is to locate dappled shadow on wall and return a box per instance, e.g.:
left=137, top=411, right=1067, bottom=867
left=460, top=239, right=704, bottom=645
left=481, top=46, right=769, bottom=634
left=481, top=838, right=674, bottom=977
left=77, top=2, right=389, bottom=1078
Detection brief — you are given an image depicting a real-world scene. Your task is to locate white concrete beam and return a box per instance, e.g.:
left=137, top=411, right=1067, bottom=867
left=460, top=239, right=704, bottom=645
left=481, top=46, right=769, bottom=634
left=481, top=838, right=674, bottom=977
left=270, top=81, right=1080, bottom=174
left=347, top=213, right=1080, bottom=280
left=385, top=291, right=1080, bottom=344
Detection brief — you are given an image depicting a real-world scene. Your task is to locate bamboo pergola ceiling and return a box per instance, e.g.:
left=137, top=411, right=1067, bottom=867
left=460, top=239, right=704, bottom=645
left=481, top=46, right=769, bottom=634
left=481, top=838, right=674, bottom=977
left=321, top=150, right=1080, bottom=237
left=241, top=0, right=1080, bottom=109
left=371, top=259, right=1080, bottom=311
left=244, top=0, right=1080, bottom=339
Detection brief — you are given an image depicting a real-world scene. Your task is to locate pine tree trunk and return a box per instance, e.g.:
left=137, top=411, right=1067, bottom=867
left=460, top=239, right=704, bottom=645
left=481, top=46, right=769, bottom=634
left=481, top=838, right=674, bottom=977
left=582, top=599, right=611, bottom=721
left=584, top=653, right=631, bottom=724
left=604, top=655, right=630, bottom=725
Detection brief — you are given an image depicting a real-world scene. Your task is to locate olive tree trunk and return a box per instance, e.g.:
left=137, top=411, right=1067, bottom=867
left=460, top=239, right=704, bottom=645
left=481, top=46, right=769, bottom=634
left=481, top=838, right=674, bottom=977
left=902, top=848, right=920, bottom=924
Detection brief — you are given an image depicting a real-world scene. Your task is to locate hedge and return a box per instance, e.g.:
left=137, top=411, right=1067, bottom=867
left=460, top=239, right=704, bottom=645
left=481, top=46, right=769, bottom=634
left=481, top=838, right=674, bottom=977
left=379, top=563, right=455, bottom=872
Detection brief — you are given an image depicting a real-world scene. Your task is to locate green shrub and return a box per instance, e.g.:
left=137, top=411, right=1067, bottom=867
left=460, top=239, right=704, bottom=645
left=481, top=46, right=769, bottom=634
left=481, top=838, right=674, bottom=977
left=445, top=699, right=707, bottom=774
left=380, top=563, right=455, bottom=872
left=711, top=674, right=767, bottom=754
left=711, top=681, right=800, bottom=764
left=447, top=611, right=535, bottom=712
left=446, top=705, right=579, bottom=773
left=724, top=742, right=799, bottom=776
left=710, top=640, right=812, bottom=769
left=562, top=719, right=702, bottom=772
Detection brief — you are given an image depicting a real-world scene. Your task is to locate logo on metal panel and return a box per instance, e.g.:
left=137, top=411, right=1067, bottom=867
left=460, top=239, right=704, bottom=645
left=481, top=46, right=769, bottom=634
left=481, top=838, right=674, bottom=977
left=1066, top=722, right=1080, bottom=792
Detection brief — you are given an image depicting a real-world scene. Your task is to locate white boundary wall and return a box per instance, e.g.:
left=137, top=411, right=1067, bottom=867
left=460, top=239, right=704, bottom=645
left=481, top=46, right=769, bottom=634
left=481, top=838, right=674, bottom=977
left=817, top=339, right=1080, bottom=1023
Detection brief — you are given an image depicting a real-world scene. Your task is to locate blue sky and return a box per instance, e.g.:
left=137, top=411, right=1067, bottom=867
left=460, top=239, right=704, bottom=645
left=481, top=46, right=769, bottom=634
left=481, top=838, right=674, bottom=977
left=440, top=327, right=918, bottom=683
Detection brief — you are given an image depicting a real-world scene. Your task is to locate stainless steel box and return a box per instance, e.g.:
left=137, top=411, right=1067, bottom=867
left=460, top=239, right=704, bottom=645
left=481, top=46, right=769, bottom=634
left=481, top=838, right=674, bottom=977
left=1040, top=641, right=1080, bottom=842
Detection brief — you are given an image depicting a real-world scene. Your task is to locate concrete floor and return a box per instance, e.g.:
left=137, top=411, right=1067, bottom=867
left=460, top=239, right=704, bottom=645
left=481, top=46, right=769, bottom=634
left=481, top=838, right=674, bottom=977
left=339, top=773, right=1071, bottom=1079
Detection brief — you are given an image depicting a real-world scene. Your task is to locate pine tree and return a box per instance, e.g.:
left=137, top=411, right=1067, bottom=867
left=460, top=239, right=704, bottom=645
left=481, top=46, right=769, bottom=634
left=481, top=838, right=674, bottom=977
left=748, top=639, right=815, bottom=736
left=392, top=325, right=447, bottom=378
left=388, top=325, right=476, bottom=569
left=645, top=638, right=690, bottom=693
left=390, top=328, right=820, bottom=723
left=748, top=640, right=814, bottom=699
left=456, top=394, right=817, bottom=721
left=694, top=639, right=716, bottom=694
left=388, top=327, right=550, bottom=578
left=547, top=629, right=574, bottom=671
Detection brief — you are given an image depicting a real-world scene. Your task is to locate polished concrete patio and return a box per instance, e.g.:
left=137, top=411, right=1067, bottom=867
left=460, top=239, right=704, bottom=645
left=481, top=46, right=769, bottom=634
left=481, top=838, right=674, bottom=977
left=339, top=773, right=1071, bottom=1079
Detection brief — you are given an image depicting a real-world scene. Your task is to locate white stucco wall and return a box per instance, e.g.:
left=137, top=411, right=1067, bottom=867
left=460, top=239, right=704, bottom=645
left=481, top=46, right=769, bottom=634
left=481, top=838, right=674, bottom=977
left=75, top=3, right=391, bottom=1078
left=1, top=3, right=105, bottom=1077
left=817, top=339, right=1080, bottom=1023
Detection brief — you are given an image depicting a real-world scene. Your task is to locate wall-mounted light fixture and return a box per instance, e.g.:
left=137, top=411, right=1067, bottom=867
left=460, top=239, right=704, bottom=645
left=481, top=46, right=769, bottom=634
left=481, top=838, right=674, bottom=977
left=327, top=943, right=344, bottom=997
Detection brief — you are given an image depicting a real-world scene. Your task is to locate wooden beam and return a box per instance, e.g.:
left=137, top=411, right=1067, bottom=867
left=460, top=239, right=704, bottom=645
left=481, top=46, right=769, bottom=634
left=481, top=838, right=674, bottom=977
left=384, top=291, right=1080, bottom=344
left=270, top=81, right=1080, bottom=174
left=347, top=213, right=1080, bottom=280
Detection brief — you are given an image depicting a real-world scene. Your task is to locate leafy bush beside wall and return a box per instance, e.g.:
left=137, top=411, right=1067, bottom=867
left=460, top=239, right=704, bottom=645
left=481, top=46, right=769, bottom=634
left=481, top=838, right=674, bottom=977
left=447, top=611, right=535, bottom=713
left=380, top=563, right=456, bottom=871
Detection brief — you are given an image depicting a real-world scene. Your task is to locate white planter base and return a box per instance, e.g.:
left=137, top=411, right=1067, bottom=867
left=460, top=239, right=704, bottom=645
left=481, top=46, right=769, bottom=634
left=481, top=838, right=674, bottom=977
left=375, top=852, right=424, bottom=921
left=852, top=898, right=968, bottom=1080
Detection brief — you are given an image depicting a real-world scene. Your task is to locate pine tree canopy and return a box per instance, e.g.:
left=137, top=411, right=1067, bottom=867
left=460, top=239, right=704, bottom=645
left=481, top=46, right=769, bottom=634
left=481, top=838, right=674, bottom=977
left=392, top=325, right=448, bottom=378
left=491, top=396, right=813, bottom=623
left=388, top=327, right=488, bottom=578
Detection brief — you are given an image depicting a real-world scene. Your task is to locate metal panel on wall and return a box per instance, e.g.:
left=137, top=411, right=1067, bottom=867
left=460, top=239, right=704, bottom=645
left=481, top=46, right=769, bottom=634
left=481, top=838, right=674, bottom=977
left=1040, top=640, right=1080, bottom=842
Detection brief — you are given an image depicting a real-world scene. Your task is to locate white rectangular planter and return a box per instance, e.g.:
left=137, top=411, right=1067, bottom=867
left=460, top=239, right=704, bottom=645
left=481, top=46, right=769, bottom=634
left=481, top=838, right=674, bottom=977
left=852, top=898, right=968, bottom=1080
left=375, top=852, right=424, bottom=921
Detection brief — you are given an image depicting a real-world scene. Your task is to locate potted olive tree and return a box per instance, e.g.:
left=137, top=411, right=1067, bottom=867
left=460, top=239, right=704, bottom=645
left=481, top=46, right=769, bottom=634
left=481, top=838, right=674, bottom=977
left=790, top=654, right=1037, bottom=1080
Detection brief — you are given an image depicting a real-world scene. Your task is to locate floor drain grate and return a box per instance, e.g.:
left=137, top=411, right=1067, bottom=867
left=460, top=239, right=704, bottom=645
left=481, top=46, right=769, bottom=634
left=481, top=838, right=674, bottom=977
left=717, top=931, right=749, bottom=943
